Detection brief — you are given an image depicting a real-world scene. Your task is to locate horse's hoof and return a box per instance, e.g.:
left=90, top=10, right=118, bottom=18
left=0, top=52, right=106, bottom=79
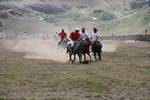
left=82, top=60, right=89, bottom=64
left=72, top=61, right=75, bottom=64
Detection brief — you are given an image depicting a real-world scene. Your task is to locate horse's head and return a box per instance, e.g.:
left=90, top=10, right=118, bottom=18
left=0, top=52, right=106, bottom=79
left=85, top=38, right=92, bottom=47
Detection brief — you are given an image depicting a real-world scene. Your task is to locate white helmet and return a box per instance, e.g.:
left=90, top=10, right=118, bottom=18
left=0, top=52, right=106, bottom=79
left=75, top=27, right=80, bottom=31
left=87, top=33, right=89, bottom=37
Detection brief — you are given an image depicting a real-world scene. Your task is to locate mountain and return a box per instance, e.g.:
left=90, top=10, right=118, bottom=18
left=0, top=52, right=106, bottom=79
left=0, top=0, right=150, bottom=37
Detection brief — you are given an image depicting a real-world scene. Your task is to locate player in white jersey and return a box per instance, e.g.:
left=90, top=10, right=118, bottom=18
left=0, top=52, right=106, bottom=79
left=91, top=28, right=100, bottom=43
left=80, top=27, right=88, bottom=40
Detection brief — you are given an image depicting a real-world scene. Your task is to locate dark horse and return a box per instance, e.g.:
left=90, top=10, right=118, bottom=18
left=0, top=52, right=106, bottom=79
left=92, top=41, right=102, bottom=61
left=67, top=38, right=92, bottom=64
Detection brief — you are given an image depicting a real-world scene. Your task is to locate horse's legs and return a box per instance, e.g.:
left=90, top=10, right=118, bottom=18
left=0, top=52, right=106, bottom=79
left=69, top=53, right=72, bottom=62
left=98, top=52, right=102, bottom=61
left=66, top=47, right=69, bottom=53
left=87, top=53, right=92, bottom=62
left=94, top=52, right=97, bottom=61
left=72, top=54, right=76, bottom=63
left=78, top=54, right=82, bottom=64
left=84, top=53, right=86, bottom=61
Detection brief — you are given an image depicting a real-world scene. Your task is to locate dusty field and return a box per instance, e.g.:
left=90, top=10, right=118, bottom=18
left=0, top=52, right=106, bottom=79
left=0, top=40, right=150, bottom=100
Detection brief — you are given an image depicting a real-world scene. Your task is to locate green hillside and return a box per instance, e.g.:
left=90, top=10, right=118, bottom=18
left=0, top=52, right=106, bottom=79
left=103, top=8, right=150, bottom=35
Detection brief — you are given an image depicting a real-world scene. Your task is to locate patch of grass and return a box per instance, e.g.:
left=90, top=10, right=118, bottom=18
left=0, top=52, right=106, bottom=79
left=45, top=98, right=65, bottom=100
left=76, top=79, right=108, bottom=93
left=139, top=68, right=150, bottom=75
left=0, top=97, right=26, bottom=100
left=56, top=78, right=108, bottom=93
left=0, top=97, right=6, bottom=100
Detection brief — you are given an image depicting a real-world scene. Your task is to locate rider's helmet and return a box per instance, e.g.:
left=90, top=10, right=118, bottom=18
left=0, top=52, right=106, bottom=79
left=75, top=27, right=80, bottom=33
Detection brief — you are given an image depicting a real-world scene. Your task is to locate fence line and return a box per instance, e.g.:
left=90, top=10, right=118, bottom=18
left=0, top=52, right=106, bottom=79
left=102, top=34, right=150, bottom=41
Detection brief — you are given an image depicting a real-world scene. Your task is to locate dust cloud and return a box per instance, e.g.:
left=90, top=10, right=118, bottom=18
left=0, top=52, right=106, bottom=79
left=3, top=39, right=118, bottom=62
left=4, top=39, right=68, bottom=62
left=102, top=40, right=119, bottom=52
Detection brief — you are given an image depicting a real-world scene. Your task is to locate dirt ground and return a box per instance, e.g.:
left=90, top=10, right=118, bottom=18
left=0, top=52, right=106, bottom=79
left=0, top=40, right=150, bottom=100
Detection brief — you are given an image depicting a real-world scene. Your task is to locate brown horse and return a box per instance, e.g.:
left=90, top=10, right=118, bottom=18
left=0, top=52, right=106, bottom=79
left=67, top=38, right=92, bottom=64
left=81, top=38, right=92, bottom=62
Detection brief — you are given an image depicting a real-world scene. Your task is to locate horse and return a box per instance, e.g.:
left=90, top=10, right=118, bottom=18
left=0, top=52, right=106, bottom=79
left=92, top=41, right=102, bottom=61
left=67, top=38, right=92, bottom=64
left=81, top=38, right=92, bottom=62
left=58, top=38, right=69, bottom=49
left=66, top=43, right=74, bottom=62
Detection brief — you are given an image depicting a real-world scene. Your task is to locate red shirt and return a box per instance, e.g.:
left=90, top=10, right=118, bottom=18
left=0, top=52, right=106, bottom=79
left=58, top=32, right=67, bottom=39
left=70, top=32, right=80, bottom=41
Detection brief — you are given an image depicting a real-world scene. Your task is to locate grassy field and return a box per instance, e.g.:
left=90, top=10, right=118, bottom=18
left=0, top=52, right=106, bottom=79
left=0, top=40, right=150, bottom=100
